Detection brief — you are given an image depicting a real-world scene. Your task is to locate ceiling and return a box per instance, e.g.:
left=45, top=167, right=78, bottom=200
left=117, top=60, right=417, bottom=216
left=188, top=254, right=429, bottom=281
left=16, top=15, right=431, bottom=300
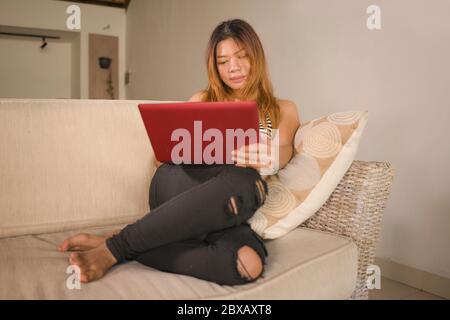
left=58, top=0, right=131, bottom=9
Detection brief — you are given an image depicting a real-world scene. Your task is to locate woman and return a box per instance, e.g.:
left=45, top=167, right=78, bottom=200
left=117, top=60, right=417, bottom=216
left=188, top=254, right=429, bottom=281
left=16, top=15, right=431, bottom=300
left=58, top=19, right=300, bottom=285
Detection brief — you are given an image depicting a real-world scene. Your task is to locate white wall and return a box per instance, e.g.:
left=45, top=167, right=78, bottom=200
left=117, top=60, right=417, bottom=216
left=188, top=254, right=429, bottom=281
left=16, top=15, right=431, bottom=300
left=126, top=0, right=450, bottom=279
left=0, top=0, right=127, bottom=99
left=0, top=36, right=72, bottom=98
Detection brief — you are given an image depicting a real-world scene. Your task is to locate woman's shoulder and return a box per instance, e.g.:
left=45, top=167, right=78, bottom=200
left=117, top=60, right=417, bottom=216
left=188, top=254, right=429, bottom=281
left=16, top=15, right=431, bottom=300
left=276, top=98, right=297, bottom=110
left=276, top=98, right=301, bottom=123
left=188, top=90, right=207, bottom=102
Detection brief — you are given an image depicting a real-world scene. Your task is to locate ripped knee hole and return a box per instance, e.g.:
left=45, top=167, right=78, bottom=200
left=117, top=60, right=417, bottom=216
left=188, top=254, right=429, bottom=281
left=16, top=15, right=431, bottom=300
left=255, top=179, right=267, bottom=205
left=236, top=245, right=264, bottom=281
left=227, top=179, right=268, bottom=215
left=227, top=196, right=239, bottom=215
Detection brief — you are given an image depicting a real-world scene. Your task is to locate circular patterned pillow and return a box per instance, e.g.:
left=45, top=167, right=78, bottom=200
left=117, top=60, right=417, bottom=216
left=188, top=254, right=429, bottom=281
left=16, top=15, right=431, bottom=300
left=248, top=110, right=369, bottom=239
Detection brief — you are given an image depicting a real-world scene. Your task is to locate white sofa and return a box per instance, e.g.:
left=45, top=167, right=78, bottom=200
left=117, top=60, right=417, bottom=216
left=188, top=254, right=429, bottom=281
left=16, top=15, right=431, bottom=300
left=0, top=99, right=394, bottom=300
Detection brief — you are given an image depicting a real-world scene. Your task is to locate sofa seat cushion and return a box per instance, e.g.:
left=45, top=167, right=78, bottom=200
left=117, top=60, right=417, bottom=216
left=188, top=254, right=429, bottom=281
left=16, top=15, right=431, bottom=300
left=0, top=225, right=357, bottom=299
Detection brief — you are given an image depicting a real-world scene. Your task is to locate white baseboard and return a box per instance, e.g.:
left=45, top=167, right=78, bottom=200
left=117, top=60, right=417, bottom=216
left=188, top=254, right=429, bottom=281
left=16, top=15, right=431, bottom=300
left=375, top=257, right=450, bottom=299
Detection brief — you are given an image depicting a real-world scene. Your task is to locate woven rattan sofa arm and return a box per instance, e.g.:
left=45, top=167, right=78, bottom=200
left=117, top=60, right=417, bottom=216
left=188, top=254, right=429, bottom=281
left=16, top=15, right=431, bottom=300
left=300, top=160, right=395, bottom=299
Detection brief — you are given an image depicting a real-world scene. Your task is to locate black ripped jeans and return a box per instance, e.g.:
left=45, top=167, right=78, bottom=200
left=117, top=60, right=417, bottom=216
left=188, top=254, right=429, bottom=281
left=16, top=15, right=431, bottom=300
left=105, top=163, right=269, bottom=285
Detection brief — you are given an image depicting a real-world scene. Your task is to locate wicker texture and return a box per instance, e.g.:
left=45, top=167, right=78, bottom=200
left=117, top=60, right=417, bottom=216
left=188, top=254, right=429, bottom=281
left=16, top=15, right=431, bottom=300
left=300, top=160, right=395, bottom=299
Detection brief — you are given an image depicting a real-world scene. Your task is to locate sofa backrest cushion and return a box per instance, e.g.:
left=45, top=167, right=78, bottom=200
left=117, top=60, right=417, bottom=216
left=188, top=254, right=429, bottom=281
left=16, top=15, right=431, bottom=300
left=0, top=99, right=173, bottom=238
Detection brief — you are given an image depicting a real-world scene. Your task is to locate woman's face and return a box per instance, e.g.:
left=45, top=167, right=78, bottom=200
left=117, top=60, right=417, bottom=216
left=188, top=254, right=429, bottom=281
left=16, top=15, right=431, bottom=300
left=216, top=38, right=250, bottom=94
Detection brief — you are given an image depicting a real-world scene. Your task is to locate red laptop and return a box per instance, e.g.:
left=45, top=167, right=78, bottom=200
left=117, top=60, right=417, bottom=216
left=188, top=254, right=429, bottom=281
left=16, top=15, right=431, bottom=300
left=138, top=101, right=260, bottom=165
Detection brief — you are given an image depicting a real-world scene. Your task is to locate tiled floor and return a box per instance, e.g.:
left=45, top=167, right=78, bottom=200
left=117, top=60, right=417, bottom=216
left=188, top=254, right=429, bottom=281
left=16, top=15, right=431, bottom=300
left=368, top=277, right=446, bottom=300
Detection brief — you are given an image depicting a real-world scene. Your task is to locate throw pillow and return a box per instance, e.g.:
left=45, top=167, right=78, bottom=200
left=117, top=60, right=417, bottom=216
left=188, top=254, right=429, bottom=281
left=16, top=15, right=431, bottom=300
left=248, top=110, right=369, bottom=239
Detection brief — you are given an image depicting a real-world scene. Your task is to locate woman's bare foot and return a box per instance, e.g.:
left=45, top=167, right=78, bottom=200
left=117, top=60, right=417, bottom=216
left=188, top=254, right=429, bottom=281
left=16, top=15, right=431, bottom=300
left=58, top=229, right=120, bottom=252
left=58, top=233, right=106, bottom=252
left=69, top=242, right=117, bottom=283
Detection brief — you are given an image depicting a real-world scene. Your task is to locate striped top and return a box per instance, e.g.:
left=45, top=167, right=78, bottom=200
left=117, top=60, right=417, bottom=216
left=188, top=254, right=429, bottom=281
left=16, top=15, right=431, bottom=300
left=259, top=112, right=273, bottom=139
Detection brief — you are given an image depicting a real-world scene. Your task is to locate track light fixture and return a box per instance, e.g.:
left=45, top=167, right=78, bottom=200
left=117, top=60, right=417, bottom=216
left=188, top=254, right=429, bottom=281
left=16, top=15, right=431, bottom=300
left=40, top=37, right=48, bottom=49
left=0, top=32, right=60, bottom=50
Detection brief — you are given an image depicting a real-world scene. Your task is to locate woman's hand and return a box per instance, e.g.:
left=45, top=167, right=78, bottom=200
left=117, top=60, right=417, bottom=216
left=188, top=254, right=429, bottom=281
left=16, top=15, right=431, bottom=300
left=231, top=134, right=277, bottom=173
left=154, top=158, right=163, bottom=169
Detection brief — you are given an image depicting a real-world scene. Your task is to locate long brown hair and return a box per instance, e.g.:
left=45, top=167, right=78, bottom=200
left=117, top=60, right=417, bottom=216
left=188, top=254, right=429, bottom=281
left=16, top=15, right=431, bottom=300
left=199, top=19, right=280, bottom=129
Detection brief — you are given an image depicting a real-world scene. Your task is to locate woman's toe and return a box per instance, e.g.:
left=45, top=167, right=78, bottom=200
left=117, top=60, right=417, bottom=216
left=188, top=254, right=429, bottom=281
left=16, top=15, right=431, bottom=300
left=58, top=240, right=70, bottom=252
left=69, top=252, right=83, bottom=266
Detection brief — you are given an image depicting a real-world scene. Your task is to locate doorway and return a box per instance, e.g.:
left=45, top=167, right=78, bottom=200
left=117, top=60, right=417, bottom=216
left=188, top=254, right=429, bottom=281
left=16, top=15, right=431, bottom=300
left=89, top=33, right=118, bottom=99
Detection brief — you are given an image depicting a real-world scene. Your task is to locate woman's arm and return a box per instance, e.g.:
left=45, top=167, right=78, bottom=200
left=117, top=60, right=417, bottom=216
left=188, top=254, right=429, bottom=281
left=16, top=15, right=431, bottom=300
left=276, top=99, right=301, bottom=170
left=231, top=99, right=301, bottom=173
left=154, top=158, right=163, bottom=168
left=189, top=91, right=206, bottom=102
